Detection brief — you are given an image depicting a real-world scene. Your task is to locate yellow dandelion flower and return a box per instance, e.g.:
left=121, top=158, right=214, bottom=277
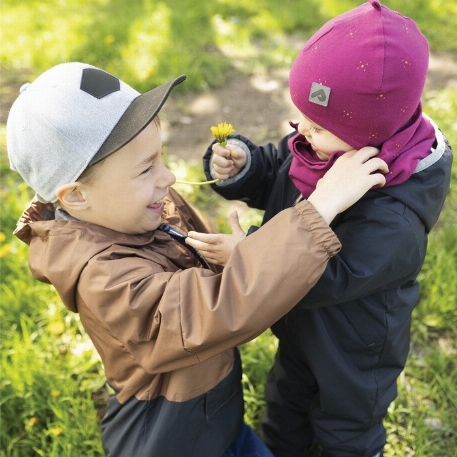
left=174, top=122, right=236, bottom=186
left=49, top=427, right=63, bottom=437
left=51, top=389, right=61, bottom=398
left=47, top=321, right=65, bottom=336
left=104, top=35, right=115, bottom=45
left=0, top=243, right=11, bottom=258
left=29, top=417, right=39, bottom=427
left=210, top=122, right=235, bottom=146
left=0, top=232, right=10, bottom=257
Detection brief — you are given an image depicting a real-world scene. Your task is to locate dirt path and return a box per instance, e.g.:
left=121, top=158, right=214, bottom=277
left=1, top=52, right=456, bottom=164
left=160, top=52, right=457, bottom=163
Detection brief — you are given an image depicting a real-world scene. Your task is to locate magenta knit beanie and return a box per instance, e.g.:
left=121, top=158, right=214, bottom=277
left=289, top=0, right=430, bottom=149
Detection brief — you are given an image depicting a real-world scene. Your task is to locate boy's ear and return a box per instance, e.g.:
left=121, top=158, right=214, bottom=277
left=55, top=182, right=89, bottom=210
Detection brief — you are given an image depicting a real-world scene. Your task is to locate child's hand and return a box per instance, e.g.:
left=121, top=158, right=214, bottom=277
left=211, top=143, right=247, bottom=180
left=186, top=211, right=246, bottom=266
left=307, top=147, right=388, bottom=224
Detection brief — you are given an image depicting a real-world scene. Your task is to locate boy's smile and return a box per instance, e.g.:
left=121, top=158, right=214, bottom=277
left=74, top=121, right=176, bottom=234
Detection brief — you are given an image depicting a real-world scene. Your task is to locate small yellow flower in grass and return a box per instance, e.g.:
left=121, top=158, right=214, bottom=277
left=28, top=417, right=39, bottom=427
left=104, top=35, right=115, bottom=45
left=210, top=122, right=236, bottom=146
left=51, top=389, right=61, bottom=398
left=0, top=232, right=10, bottom=257
left=0, top=243, right=10, bottom=258
left=47, top=320, right=65, bottom=336
left=49, top=427, right=63, bottom=437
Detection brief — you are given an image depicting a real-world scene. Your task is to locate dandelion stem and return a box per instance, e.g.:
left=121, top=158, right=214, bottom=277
left=175, top=178, right=219, bottom=186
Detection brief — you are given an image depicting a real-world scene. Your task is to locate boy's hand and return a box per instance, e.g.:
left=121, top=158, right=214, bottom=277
left=307, top=147, right=388, bottom=224
left=212, top=143, right=247, bottom=180
left=186, top=211, right=246, bottom=266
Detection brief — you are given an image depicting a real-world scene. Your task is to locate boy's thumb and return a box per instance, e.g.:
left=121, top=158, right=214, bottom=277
left=229, top=211, right=245, bottom=237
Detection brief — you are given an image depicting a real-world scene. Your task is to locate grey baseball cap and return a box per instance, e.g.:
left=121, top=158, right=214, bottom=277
left=6, top=62, right=186, bottom=202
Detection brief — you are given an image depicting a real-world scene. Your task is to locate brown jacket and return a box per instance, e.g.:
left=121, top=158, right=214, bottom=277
left=14, top=187, right=340, bottom=456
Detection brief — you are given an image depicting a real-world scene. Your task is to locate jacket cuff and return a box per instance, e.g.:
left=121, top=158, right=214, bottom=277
left=293, top=200, right=341, bottom=258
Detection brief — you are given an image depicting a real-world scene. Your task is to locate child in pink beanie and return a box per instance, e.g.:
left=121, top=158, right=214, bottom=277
left=194, top=1, right=453, bottom=455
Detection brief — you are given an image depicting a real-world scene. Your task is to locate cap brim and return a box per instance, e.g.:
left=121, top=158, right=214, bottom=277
left=90, top=74, right=186, bottom=164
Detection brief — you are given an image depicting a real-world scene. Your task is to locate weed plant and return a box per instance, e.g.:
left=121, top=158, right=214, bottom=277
left=1, top=1, right=456, bottom=455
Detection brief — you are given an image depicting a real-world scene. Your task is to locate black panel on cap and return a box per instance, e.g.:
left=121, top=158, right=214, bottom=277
left=80, top=68, right=120, bottom=99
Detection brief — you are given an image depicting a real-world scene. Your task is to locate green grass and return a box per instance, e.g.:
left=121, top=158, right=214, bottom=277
left=0, top=169, right=107, bottom=456
left=1, top=1, right=456, bottom=455
left=1, top=0, right=456, bottom=92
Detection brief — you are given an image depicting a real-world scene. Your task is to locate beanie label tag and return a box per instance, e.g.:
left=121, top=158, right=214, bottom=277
left=309, top=82, right=330, bottom=107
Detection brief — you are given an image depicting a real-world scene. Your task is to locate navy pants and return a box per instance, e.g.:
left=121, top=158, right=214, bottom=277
left=260, top=304, right=411, bottom=457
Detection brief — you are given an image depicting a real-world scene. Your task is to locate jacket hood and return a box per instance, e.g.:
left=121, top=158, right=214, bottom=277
left=14, top=202, right=160, bottom=313
left=375, top=124, right=453, bottom=233
left=14, top=189, right=207, bottom=313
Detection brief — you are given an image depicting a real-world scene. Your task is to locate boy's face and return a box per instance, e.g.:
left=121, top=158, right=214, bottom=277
left=298, top=113, right=354, bottom=161
left=79, top=121, right=176, bottom=234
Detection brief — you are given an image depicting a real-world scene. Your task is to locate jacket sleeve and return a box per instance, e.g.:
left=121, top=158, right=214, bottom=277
left=294, top=193, right=426, bottom=309
left=77, top=200, right=341, bottom=374
left=203, top=134, right=294, bottom=210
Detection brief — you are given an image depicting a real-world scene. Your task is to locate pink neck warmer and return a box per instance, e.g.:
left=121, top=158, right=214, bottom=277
left=289, top=110, right=435, bottom=198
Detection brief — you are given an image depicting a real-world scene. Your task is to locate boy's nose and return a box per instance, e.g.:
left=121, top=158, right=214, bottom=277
left=158, top=165, right=176, bottom=188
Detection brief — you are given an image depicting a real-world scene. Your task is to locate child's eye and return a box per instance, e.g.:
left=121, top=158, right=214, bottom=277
left=140, top=166, right=154, bottom=175
left=309, top=126, right=321, bottom=134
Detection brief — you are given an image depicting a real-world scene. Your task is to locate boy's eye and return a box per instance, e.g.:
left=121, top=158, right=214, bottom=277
left=140, top=166, right=154, bottom=175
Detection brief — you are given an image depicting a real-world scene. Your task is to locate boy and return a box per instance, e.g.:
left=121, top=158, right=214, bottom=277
left=196, top=1, right=453, bottom=456
left=6, top=62, right=387, bottom=456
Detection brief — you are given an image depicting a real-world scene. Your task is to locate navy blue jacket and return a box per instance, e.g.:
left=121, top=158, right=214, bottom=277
left=203, top=124, right=453, bottom=416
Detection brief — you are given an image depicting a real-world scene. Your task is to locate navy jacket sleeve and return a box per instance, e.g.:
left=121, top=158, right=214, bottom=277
left=294, top=192, right=427, bottom=309
left=202, top=134, right=294, bottom=210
